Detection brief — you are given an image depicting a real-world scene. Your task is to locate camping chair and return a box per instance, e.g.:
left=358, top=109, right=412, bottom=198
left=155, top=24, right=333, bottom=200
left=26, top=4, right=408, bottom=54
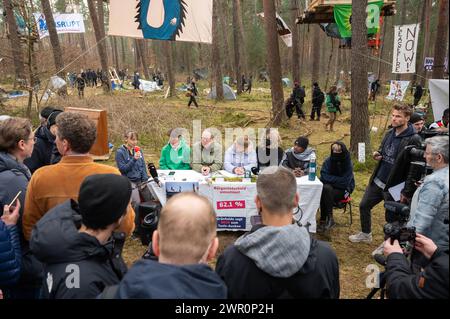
left=333, top=192, right=353, bottom=226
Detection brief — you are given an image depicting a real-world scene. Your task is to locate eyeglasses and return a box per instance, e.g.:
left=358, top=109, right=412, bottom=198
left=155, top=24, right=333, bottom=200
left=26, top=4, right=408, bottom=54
left=27, top=137, right=37, bottom=143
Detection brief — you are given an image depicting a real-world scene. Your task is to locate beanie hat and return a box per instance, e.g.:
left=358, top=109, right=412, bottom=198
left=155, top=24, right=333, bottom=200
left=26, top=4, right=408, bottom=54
left=78, top=174, right=132, bottom=229
left=40, top=107, right=56, bottom=119
left=409, top=112, right=424, bottom=124
left=295, top=136, right=309, bottom=149
left=46, top=110, right=63, bottom=129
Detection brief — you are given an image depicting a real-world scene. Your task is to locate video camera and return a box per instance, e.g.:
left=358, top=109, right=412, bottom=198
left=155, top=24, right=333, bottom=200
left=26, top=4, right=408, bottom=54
left=383, top=201, right=416, bottom=250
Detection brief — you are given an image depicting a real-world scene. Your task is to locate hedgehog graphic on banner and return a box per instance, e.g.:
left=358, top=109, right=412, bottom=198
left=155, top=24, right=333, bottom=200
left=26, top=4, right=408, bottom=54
left=135, top=0, right=187, bottom=40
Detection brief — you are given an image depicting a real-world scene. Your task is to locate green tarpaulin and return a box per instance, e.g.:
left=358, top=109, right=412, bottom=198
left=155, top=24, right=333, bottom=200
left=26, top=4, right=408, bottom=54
left=334, top=1, right=383, bottom=38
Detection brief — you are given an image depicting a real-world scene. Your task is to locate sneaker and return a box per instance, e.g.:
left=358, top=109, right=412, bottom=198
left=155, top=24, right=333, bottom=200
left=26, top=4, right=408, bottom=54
left=348, top=232, right=372, bottom=243
left=371, top=242, right=385, bottom=256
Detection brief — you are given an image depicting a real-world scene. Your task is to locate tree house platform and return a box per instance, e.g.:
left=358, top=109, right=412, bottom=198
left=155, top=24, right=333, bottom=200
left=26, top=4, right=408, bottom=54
left=297, top=0, right=396, bottom=24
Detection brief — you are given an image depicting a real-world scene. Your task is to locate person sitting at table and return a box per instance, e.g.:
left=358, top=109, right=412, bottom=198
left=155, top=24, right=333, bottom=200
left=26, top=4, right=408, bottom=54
left=159, top=128, right=191, bottom=170
left=317, top=142, right=355, bottom=233
left=223, top=136, right=257, bottom=175
left=281, top=136, right=316, bottom=177
left=255, top=128, right=284, bottom=173
left=215, top=166, right=340, bottom=299
left=192, top=129, right=223, bottom=176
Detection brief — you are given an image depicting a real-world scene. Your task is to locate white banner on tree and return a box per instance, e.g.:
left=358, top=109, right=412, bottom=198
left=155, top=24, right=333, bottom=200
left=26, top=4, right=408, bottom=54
left=34, top=13, right=85, bottom=39
left=386, top=80, right=410, bottom=101
left=109, top=0, right=213, bottom=44
left=392, top=23, right=420, bottom=74
left=257, top=12, right=292, bottom=47
left=428, top=79, right=449, bottom=122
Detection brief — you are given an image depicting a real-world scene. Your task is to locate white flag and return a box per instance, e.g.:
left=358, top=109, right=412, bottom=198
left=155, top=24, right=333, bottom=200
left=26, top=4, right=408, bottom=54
left=392, top=24, right=420, bottom=74
left=108, top=0, right=213, bottom=44
left=386, top=80, right=410, bottom=101
left=257, top=12, right=293, bottom=47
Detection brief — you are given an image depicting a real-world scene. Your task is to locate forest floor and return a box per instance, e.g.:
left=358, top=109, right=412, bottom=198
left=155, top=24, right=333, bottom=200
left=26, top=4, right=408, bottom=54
left=1, top=80, right=411, bottom=299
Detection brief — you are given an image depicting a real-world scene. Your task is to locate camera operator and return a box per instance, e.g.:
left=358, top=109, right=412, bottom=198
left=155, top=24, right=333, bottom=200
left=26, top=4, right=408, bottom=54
left=407, top=136, right=449, bottom=252
left=383, top=233, right=449, bottom=299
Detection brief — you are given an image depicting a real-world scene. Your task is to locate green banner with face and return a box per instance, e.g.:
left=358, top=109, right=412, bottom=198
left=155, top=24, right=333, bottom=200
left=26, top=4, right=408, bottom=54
left=333, top=1, right=383, bottom=38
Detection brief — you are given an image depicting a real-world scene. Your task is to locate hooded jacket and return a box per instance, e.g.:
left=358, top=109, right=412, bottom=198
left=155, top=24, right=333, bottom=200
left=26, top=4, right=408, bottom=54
left=23, top=126, right=55, bottom=174
left=216, top=224, right=340, bottom=299
left=115, top=259, right=227, bottom=299
left=281, top=147, right=316, bottom=174
left=369, top=124, right=422, bottom=198
left=0, top=152, right=30, bottom=228
left=30, top=200, right=127, bottom=299
left=320, top=142, right=355, bottom=193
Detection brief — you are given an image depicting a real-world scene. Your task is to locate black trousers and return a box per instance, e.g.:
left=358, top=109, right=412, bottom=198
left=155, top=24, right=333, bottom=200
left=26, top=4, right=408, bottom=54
left=320, top=184, right=346, bottom=220
left=295, top=102, right=306, bottom=119
left=188, top=95, right=199, bottom=107
left=310, top=103, right=322, bottom=120
left=359, top=181, right=394, bottom=234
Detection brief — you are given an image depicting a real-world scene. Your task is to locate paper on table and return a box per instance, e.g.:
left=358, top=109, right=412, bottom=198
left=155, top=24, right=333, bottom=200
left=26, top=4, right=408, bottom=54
left=388, top=182, right=405, bottom=202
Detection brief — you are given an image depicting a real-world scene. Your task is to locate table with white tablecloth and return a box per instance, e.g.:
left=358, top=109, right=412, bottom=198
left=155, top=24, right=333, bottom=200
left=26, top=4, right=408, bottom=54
left=148, top=170, right=323, bottom=232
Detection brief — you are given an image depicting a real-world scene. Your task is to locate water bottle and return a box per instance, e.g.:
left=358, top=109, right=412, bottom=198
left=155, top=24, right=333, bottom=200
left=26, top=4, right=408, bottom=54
left=308, top=152, right=316, bottom=181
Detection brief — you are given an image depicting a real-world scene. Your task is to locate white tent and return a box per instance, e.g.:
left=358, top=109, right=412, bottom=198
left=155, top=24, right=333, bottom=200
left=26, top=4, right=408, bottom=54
left=428, top=79, right=449, bottom=121
left=207, top=84, right=236, bottom=100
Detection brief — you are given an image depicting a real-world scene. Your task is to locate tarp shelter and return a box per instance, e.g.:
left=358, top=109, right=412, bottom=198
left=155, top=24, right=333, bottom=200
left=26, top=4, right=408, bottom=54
left=428, top=79, right=449, bottom=121
left=282, top=78, right=291, bottom=87
left=207, top=84, right=236, bottom=100
left=139, top=80, right=160, bottom=92
left=49, top=76, right=67, bottom=91
left=223, top=76, right=230, bottom=85
left=194, top=68, right=208, bottom=80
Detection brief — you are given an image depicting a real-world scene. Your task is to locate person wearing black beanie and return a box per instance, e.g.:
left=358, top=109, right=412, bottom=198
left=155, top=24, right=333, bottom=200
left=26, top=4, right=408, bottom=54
left=24, top=109, right=63, bottom=173
left=78, top=174, right=132, bottom=230
left=30, top=174, right=132, bottom=299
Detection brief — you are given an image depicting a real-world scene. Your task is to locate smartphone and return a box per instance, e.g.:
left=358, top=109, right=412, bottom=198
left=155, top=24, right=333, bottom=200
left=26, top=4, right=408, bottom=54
left=8, top=191, right=21, bottom=207
left=168, top=171, right=176, bottom=176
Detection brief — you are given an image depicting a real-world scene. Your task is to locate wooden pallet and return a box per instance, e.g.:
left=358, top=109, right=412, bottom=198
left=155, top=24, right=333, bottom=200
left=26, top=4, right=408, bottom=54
left=298, top=0, right=396, bottom=24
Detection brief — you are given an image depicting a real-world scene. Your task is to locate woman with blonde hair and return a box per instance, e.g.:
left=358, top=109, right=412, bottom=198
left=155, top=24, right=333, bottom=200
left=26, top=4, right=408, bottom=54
left=256, top=128, right=284, bottom=173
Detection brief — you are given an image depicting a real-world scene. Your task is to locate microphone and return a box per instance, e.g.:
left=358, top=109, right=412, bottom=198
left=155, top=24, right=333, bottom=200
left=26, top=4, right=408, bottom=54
left=148, top=162, right=160, bottom=185
left=251, top=167, right=259, bottom=176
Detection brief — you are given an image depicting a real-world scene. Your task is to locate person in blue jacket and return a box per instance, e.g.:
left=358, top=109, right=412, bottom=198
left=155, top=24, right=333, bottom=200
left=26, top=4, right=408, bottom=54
left=318, top=142, right=355, bottom=232
left=115, top=130, right=149, bottom=206
left=0, top=200, right=22, bottom=298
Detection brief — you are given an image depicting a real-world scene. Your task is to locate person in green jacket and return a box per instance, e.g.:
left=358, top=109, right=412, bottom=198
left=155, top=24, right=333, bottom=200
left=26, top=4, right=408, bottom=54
left=192, top=129, right=223, bottom=176
left=325, top=86, right=341, bottom=132
left=159, top=129, right=191, bottom=170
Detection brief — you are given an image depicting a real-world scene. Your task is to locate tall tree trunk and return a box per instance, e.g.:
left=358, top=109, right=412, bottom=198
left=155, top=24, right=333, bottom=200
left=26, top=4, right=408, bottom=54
left=419, top=0, right=432, bottom=86
left=219, top=0, right=233, bottom=76
left=97, top=0, right=105, bottom=37
left=376, top=17, right=387, bottom=80
left=335, top=41, right=342, bottom=82
left=163, top=41, right=176, bottom=97
left=120, top=37, right=128, bottom=68
left=112, top=37, right=120, bottom=71
left=350, top=0, right=370, bottom=156
left=291, top=0, right=300, bottom=83
left=432, top=0, right=449, bottom=79
left=134, top=39, right=140, bottom=73
left=87, top=0, right=110, bottom=91
left=237, top=0, right=248, bottom=75
left=311, top=25, right=321, bottom=86
left=324, top=39, right=334, bottom=91
left=262, top=0, right=284, bottom=126
left=41, top=0, right=65, bottom=77
left=2, top=0, right=25, bottom=85
left=137, top=39, right=151, bottom=79
left=211, top=0, right=224, bottom=100
left=233, top=0, right=243, bottom=94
